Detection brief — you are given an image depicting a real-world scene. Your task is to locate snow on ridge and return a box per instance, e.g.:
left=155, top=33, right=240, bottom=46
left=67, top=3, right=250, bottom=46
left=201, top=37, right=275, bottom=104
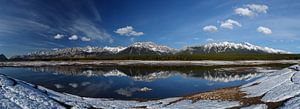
left=192, top=41, right=289, bottom=54
left=129, top=42, right=176, bottom=53
left=103, top=46, right=127, bottom=54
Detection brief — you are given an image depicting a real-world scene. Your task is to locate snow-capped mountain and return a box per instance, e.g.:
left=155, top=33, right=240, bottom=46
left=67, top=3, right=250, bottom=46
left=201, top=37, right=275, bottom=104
left=118, top=42, right=176, bottom=55
left=103, top=46, right=127, bottom=54
left=9, top=46, right=114, bottom=60
left=182, top=42, right=288, bottom=54
left=0, top=54, right=7, bottom=61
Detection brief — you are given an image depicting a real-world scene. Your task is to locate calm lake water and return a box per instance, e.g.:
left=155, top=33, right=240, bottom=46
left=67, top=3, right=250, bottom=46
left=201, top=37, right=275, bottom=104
left=0, top=65, right=288, bottom=100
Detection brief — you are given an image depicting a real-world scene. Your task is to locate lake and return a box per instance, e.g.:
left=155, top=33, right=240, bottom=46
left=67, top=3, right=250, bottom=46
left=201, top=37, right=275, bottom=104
left=0, top=65, right=288, bottom=100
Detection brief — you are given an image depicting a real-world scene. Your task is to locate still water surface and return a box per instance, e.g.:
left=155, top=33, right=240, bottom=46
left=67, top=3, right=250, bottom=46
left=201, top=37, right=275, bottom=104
left=0, top=65, right=286, bottom=100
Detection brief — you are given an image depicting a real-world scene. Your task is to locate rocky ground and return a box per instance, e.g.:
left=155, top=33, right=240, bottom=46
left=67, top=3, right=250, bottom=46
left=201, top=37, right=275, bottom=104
left=0, top=64, right=300, bottom=109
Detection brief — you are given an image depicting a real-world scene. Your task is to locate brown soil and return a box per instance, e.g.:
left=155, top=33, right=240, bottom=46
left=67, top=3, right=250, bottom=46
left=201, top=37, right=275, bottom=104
left=168, top=86, right=284, bottom=109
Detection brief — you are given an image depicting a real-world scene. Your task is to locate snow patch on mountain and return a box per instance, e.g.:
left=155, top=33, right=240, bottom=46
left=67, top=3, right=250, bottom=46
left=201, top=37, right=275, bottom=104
left=103, top=46, right=127, bottom=54
left=129, top=42, right=176, bottom=53
left=186, top=42, right=289, bottom=54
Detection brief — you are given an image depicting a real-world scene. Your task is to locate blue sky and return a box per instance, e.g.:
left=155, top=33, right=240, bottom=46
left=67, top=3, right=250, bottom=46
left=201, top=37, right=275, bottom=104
left=0, top=0, right=300, bottom=56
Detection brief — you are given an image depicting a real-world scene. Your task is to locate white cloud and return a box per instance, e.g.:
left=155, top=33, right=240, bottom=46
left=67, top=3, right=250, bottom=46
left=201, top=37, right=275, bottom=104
left=220, top=19, right=242, bottom=29
left=81, top=37, right=91, bottom=41
left=234, top=8, right=254, bottom=17
left=234, top=4, right=268, bottom=17
left=53, top=34, right=64, bottom=39
left=206, top=38, right=214, bottom=42
left=257, top=26, right=272, bottom=35
left=115, top=26, right=144, bottom=36
left=68, top=35, right=78, bottom=40
left=203, top=25, right=218, bottom=33
left=246, top=4, right=268, bottom=13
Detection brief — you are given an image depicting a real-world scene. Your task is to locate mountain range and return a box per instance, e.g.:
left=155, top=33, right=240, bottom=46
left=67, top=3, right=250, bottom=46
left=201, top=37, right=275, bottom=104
left=9, top=42, right=289, bottom=60
left=182, top=42, right=288, bottom=54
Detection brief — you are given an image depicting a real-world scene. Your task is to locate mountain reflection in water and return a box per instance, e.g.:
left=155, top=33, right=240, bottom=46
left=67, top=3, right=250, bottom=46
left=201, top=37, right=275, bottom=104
left=0, top=65, right=284, bottom=100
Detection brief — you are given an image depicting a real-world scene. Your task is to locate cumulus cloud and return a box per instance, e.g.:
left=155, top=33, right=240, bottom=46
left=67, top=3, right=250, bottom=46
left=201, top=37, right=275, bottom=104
left=257, top=26, right=272, bottom=35
left=220, top=19, right=242, bottom=29
left=235, top=4, right=268, bottom=17
left=246, top=4, right=268, bottom=13
left=68, top=35, right=78, bottom=40
left=81, top=37, right=91, bottom=41
left=235, top=8, right=254, bottom=17
left=53, top=34, right=64, bottom=39
left=206, top=38, right=214, bottom=42
left=203, top=25, right=218, bottom=33
left=115, top=26, right=144, bottom=36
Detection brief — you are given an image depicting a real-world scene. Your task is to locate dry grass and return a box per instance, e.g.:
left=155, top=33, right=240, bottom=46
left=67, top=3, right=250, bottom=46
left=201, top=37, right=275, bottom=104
left=167, top=86, right=284, bottom=109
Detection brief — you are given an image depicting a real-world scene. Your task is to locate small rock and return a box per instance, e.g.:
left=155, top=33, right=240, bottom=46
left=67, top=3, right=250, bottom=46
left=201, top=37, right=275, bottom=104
left=289, top=65, right=300, bottom=71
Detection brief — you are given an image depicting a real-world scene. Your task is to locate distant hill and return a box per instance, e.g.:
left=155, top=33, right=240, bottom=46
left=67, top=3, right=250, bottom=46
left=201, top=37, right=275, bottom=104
left=0, top=54, right=8, bottom=61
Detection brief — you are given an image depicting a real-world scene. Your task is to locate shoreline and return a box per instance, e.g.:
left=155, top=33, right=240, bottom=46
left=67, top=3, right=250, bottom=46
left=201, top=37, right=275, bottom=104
left=0, top=60, right=299, bottom=67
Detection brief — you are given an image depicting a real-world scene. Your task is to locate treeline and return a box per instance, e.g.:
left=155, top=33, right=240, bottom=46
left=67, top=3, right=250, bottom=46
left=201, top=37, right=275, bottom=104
left=10, top=53, right=300, bottom=61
